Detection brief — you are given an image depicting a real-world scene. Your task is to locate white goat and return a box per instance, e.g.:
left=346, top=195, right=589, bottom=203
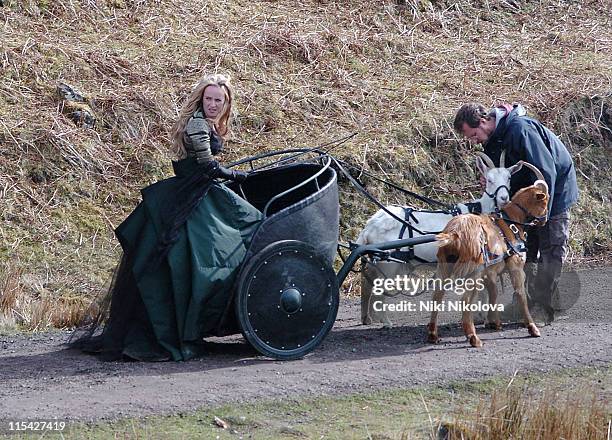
left=358, top=151, right=521, bottom=326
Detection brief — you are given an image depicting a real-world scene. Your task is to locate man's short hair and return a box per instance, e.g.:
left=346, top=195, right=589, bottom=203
left=453, top=103, right=491, bottom=132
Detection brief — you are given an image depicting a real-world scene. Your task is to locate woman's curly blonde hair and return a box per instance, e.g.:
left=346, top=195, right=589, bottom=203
left=170, top=73, right=233, bottom=159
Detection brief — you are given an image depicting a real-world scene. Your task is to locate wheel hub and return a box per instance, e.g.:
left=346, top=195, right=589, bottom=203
left=280, top=288, right=302, bottom=314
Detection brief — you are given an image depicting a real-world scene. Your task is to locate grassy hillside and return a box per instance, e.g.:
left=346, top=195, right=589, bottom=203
left=1, top=0, right=611, bottom=329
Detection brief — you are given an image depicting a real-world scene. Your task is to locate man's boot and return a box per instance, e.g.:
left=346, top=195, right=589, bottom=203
left=533, top=261, right=558, bottom=324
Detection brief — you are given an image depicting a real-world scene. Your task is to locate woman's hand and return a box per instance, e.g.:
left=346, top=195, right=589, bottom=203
left=231, top=170, right=248, bottom=183
left=215, top=166, right=248, bottom=183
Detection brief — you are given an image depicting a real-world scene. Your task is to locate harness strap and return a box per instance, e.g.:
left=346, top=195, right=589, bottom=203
left=334, top=159, right=451, bottom=236
left=390, top=207, right=443, bottom=263
left=480, top=216, right=527, bottom=268
left=502, top=221, right=527, bottom=256
left=397, top=207, right=413, bottom=240
left=331, top=158, right=413, bottom=228
left=485, top=184, right=511, bottom=208
left=480, top=226, right=504, bottom=266
left=464, top=201, right=482, bottom=214
left=393, top=207, right=416, bottom=262
left=334, top=158, right=454, bottom=210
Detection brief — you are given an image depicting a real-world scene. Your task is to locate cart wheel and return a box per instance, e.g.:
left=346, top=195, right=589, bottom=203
left=235, top=240, right=339, bottom=360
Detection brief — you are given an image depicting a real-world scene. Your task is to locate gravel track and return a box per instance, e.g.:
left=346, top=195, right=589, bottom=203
left=0, top=268, right=610, bottom=422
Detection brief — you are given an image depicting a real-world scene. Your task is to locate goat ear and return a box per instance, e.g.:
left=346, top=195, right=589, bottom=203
left=536, top=192, right=546, bottom=200
left=476, top=156, right=488, bottom=176
left=508, top=160, right=523, bottom=175
left=534, top=179, right=549, bottom=193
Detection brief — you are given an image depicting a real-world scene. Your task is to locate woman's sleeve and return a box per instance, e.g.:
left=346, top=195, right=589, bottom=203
left=184, top=116, right=214, bottom=165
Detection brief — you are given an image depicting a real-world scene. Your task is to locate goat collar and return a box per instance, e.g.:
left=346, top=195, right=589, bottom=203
left=499, top=201, right=547, bottom=227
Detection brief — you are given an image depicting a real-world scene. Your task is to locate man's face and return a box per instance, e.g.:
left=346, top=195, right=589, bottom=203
left=460, top=119, right=492, bottom=144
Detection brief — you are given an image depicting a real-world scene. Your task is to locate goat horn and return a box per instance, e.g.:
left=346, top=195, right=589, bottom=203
left=475, top=152, right=495, bottom=168
left=500, top=150, right=506, bottom=168
left=518, top=161, right=546, bottom=183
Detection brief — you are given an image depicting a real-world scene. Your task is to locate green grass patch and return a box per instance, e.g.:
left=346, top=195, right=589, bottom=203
left=40, top=365, right=611, bottom=440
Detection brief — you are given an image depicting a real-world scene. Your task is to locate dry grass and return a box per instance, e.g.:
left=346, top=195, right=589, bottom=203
left=0, top=0, right=611, bottom=328
left=438, top=385, right=610, bottom=440
left=0, top=263, right=22, bottom=328
left=0, top=262, right=90, bottom=330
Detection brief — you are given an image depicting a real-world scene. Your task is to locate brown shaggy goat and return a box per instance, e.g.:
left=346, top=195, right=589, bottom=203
left=427, top=163, right=549, bottom=348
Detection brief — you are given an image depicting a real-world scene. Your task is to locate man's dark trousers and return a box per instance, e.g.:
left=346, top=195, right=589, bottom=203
left=525, top=210, right=571, bottom=320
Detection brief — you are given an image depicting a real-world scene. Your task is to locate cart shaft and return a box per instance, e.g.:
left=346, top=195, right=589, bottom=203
left=336, top=234, right=438, bottom=285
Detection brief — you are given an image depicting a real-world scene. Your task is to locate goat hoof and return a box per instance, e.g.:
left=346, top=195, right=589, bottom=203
left=527, top=323, right=541, bottom=337
left=486, top=322, right=503, bottom=331
left=427, top=334, right=440, bottom=344
left=469, top=335, right=483, bottom=348
left=362, top=316, right=372, bottom=325
left=382, top=319, right=394, bottom=329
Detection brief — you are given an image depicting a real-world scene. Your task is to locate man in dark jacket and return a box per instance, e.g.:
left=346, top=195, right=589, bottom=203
left=453, top=103, right=579, bottom=323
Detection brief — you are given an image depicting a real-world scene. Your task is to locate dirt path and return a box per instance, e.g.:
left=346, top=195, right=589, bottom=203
left=1, top=268, right=610, bottom=422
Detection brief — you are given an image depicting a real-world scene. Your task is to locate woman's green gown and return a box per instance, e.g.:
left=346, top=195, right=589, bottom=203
left=98, top=158, right=262, bottom=361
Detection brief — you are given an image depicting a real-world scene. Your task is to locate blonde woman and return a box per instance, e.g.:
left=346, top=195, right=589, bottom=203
left=171, top=74, right=247, bottom=181
left=71, top=74, right=261, bottom=361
